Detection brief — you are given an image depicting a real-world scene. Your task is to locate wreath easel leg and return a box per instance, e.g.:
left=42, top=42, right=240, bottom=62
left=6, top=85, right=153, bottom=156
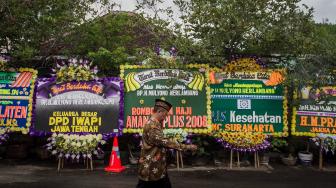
left=176, top=150, right=180, bottom=171
left=57, top=157, right=62, bottom=172
left=179, top=151, right=184, bottom=169
left=229, top=149, right=233, bottom=169
left=237, top=151, right=240, bottom=168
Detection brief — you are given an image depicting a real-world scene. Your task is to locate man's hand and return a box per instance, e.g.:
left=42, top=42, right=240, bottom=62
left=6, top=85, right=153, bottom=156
left=187, top=144, right=198, bottom=151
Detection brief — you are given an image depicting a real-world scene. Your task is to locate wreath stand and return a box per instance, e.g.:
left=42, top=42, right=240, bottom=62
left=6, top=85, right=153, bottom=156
left=57, top=157, right=93, bottom=172
left=176, top=150, right=184, bottom=171
left=229, top=149, right=259, bottom=169
left=319, top=138, right=324, bottom=170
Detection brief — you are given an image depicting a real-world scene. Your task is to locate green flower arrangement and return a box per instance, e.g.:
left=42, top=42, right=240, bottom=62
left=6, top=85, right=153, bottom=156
left=53, top=58, right=98, bottom=83
left=0, top=60, right=7, bottom=71
left=323, top=137, right=336, bottom=154
left=270, top=138, right=288, bottom=152
left=141, top=47, right=184, bottom=69
left=0, top=128, right=10, bottom=145
left=312, top=134, right=336, bottom=154
left=163, top=129, right=188, bottom=143
left=46, top=133, right=106, bottom=161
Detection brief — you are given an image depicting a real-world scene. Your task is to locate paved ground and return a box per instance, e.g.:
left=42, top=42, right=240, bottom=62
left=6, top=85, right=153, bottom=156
left=0, top=161, right=335, bottom=188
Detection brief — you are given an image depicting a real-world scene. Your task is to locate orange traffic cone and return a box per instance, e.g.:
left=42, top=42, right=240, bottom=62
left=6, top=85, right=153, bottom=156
left=104, top=136, right=126, bottom=173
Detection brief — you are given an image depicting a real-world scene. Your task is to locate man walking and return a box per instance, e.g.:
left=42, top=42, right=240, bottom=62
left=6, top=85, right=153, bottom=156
left=136, top=99, right=197, bottom=188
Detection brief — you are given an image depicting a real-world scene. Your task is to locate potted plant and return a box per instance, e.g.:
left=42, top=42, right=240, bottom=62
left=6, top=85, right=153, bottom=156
left=298, top=141, right=313, bottom=166
left=262, top=138, right=288, bottom=164
left=191, top=136, right=211, bottom=166
left=298, top=151, right=313, bottom=166
left=281, top=153, right=297, bottom=166
left=279, top=139, right=298, bottom=166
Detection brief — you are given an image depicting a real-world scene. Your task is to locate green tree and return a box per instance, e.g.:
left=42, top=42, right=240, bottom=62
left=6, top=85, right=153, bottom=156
left=173, top=0, right=315, bottom=61
left=0, top=0, right=114, bottom=61
left=1, top=1, right=174, bottom=75
left=136, top=0, right=335, bottom=86
left=285, top=23, right=336, bottom=87
left=313, top=23, right=336, bottom=58
left=66, top=12, right=175, bottom=76
left=87, top=47, right=128, bottom=76
left=63, top=12, right=174, bottom=56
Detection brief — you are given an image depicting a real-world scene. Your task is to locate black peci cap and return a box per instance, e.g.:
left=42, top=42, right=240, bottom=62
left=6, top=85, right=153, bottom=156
left=155, top=99, right=172, bottom=112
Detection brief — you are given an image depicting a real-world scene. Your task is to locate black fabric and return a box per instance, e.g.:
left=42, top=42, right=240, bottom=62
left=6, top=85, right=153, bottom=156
left=136, top=176, right=172, bottom=188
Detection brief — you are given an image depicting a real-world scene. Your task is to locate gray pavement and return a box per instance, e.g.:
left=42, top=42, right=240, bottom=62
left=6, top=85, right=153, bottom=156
left=0, top=162, right=335, bottom=188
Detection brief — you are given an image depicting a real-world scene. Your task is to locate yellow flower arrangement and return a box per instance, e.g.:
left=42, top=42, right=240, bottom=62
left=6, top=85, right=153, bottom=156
left=0, top=60, right=7, bottom=71
left=0, top=127, right=10, bottom=144
left=14, top=68, right=38, bottom=134
left=291, top=86, right=319, bottom=137
left=279, top=87, right=289, bottom=137
left=217, top=132, right=268, bottom=149
left=53, top=59, right=97, bottom=83
left=224, top=58, right=263, bottom=72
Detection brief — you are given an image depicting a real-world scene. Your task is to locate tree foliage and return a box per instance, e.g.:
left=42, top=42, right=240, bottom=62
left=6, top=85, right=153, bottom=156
left=173, top=0, right=315, bottom=59
left=136, top=0, right=335, bottom=86
left=0, top=1, right=175, bottom=76
left=87, top=47, right=128, bottom=76
left=0, top=0, right=114, bottom=60
left=67, top=12, right=175, bottom=76
left=1, top=0, right=335, bottom=83
left=313, top=23, right=336, bottom=57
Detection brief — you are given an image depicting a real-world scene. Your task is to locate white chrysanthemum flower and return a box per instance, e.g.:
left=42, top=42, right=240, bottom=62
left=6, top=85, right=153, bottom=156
left=65, top=153, right=70, bottom=158
left=97, top=134, right=102, bottom=140
left=86, top=134, right=93, bottom=139
left=100, top=140, right=106, bottom=145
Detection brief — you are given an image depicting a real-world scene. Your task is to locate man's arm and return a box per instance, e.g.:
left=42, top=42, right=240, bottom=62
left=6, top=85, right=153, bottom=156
left=146, top=126, right=195, bottom=151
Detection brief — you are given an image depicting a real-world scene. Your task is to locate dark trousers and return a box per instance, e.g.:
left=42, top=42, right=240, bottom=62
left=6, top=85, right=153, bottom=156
left=136, top=176, right=172, bottom=188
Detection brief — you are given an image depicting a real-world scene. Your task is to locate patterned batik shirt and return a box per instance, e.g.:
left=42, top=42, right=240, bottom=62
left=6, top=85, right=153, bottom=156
left=138, top=118, right=189, bottom=181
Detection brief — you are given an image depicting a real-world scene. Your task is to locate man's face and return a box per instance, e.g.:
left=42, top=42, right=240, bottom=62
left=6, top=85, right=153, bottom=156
left=157, top=109, right=169, bottom=121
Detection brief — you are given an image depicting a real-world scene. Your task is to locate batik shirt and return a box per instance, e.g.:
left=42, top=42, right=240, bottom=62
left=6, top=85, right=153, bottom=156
left=138, top=118, right=189, bottom=181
